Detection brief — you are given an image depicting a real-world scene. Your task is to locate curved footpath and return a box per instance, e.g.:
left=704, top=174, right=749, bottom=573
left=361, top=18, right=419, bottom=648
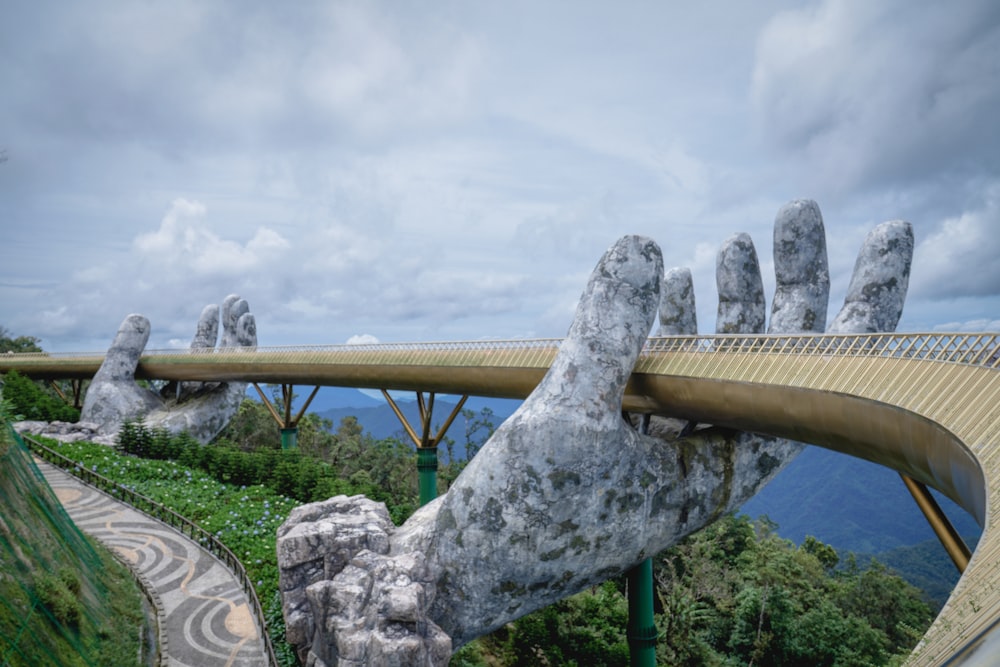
left=35, top=460, right=268, bottom=667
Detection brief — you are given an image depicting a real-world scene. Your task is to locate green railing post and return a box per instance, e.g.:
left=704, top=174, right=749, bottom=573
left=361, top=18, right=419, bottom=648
left=280, top=427, right=297, bottom=450
left=627, top=557, right=657, bottom=667
left=417, top=445, right=438, bottom=506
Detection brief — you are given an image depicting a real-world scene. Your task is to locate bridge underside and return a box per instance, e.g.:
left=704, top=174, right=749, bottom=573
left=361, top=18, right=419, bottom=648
left=3, top=335, right=999, bottom=665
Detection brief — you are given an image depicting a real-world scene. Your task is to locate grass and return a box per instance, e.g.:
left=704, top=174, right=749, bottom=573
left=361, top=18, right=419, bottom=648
left=0, top=429, right=147, bottom=666
left=38, top=437, right=302, bottom=665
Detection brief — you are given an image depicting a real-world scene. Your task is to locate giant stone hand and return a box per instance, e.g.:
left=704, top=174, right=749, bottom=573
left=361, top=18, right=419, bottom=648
left=276, top=201, right=913, bottom=666
left=80, top=294, right=256, bottom=444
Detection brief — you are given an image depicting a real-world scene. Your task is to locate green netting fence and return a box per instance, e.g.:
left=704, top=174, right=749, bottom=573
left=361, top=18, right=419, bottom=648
left=0, top=425, right=142, bottom=667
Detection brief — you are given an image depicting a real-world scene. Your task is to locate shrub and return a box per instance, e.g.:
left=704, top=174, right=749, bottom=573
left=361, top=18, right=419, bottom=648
left=34, top=571, right=83, bottom=628
left=1, top=371, right=79, bottom=422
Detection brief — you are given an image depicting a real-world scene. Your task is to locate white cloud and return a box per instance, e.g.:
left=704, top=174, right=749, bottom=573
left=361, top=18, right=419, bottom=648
left=910, top=207, right=1000, bottom=299
left=37, top=306, right=73, bottom=334
left=3, top=1, right=998, bottom=352
left=933, top=319, right=1000, bottom=333
left=912, top=184, right=1000, bottom=299
left=752, top=0, right=1000, bottom=194
left=294, top=6, right=483, bottom=136
left=133, top=199, right=290, bottom=276
left=285, top=298, right=330, bottom=320
left=346, top=334, right=380, bottom=345
left=134, top=198, right=206, bottom=254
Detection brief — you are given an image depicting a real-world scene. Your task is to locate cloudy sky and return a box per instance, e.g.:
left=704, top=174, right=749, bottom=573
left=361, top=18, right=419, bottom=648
left=2, top=0, right=998, bottom=352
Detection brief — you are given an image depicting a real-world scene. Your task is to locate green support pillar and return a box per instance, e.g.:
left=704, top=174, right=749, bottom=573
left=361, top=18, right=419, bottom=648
left=417, top=445, right=438, bottom=506
left=627, top=412, right=656, bottom=666
left=627, top=558, right=657, bottom=667
left=253, top=383, right=320, bottom=451
left=382, top=390, right=468, bottom=508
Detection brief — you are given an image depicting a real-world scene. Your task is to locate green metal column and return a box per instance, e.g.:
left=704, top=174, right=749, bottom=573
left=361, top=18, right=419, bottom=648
left=627, top=413, right=657, bottom=666
left=253, top=383, right=320, bottom=451
left=382, top=390, right=468, bottom=508
left=627, top=558, right=657, bottom=667
left=417, top=445, right=438, bottom=506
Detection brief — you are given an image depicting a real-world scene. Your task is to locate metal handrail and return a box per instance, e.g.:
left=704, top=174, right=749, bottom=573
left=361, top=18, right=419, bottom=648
left=23, top=436, right=279, bottom=667
left=2, top=332, right=997, bottom=371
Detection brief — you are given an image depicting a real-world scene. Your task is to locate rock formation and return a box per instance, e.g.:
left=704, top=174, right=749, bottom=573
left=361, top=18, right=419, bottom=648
left=769, top=199, right=830, bottom=333
left=79, top=295, right=256, bottom=444
left=716, top=232, right=766, bottom=333
left=657, top=267, right=697, bottom=335
left=277, top=200, right=914, bottom=666
left=828, top=221, right=914, bottom=333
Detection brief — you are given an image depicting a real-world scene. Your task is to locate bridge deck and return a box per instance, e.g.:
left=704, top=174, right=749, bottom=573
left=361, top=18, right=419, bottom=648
left=4, top=332, right=1000, bottom=665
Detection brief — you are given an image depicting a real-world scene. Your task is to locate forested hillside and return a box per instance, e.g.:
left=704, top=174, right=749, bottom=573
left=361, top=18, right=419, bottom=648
left=217, top=399, right=937, bottom=666
left=0, top=351, right=949, bottom=666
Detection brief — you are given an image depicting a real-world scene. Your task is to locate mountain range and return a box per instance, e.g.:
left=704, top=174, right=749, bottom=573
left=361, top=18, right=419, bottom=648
left=271, top=386, right=978, bottom=605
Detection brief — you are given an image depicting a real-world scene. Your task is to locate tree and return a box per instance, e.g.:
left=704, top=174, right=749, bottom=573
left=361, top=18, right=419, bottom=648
left=0, top=326, right=43, bottom=353
left=645, top=514, right=931, bottom=666
left=1, top=370, right=80, bottom=422
left=802, top=535, right=840, bottom=571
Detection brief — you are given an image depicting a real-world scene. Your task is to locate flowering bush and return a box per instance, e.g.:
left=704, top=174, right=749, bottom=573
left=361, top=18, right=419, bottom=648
left=45, top=439, right=300, bottom=664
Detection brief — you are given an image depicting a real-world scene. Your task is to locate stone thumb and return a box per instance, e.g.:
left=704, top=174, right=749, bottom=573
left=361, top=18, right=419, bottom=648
left=92, top=314, right=150, bottom=383
left=526, top=235, right=662, bottom=427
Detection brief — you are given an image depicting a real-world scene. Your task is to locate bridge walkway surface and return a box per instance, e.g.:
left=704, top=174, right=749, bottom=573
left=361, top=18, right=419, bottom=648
left=35, top=459, right=267, bottom=667
left=5, top=331, right=1000, bottom=665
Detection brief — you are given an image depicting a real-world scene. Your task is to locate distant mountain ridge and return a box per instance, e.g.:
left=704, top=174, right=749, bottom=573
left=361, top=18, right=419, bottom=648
left=739, top=446, right=981, bottom=554
left=317, top=395, right=521, bottom=443
left=265, top=386, right=977, bottom=605
left=295, top=386, right=981, bottom=554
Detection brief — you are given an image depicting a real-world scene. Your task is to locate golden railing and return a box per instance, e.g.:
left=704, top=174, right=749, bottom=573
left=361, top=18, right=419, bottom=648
left=3, top=331, right=1000, bottom=665
left=4, top=331, right=998, bottom=375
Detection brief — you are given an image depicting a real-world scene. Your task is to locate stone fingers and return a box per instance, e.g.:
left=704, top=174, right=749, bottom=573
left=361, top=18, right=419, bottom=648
left=716, top=232, right=766, bottom=334
left=769, top=199, right=830, bottom=334
left=190, top=305, right=220, bottom=350
left=94, top=314, right=152, bottom=382
left=220, top=295, right=256, bottom=348
left=658, top=267, right=697, bottom=336
left=80, top=314, right=163, bottom=433
left=828, top=220, right=914, bottom=334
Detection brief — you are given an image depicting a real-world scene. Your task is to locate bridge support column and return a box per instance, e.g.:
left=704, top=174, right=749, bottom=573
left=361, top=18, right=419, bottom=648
left=382, top=390, right=468, bottom=507
left=252, top=383, right=321, bottom=450
left=900, top=473, right=971, bottom=572
left=627, top=558, right=658, bottom=667
left=50, top=379, right=84, bottom=409
left=627, top=413, right=658, bottom=667
left=417, top=446, right=439, bottom=506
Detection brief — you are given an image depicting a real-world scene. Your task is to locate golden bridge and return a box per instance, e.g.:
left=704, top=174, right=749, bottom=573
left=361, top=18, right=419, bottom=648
left=4, top=331, right=1000, bottom=665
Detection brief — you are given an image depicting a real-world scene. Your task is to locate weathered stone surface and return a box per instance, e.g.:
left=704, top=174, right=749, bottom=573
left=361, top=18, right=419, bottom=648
left=13, top=420, right=113, bottom=445
left=769, top=199, right=829, bottom=333
left=277, top=495, right=400, bottom=664
left=716, top=232, right=766, bottom=333
left=277, top=205, right=917, bottom=665
left=191, top=304, right=220, bottom=349
left=79, top=294, right=256, bottom=443
left=80, top=315, right=163, bottom=434
left=417, top=236, right=663, bottom=643
left=279, top=507, right=451, bottom=666
left=828, top=220, right=913, bottom=334
left=658, top=267, right=697, bottom=335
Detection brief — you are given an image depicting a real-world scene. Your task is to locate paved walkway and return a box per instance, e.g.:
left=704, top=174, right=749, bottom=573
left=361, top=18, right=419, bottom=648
left=36, top=460, right=268, bottom=667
